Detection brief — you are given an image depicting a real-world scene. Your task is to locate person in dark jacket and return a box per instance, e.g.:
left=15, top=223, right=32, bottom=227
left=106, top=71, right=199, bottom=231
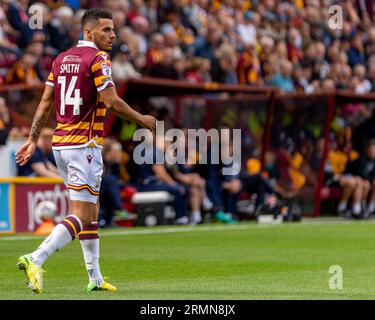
left=17, top=127, right=60, bottom=177
left=345, top=139, right=375, bottom=217
left=99, top=139, right=136, bottom=228
left=6, top=0, right=34, bottom=48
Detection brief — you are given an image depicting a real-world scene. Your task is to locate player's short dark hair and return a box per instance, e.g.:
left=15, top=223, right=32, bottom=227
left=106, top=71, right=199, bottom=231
left=81, top=8, right=113, bottom=28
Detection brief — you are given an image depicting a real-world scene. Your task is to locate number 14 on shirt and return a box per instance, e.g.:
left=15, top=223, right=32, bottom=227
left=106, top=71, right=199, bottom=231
left=57, top=76, right=83, bottom=116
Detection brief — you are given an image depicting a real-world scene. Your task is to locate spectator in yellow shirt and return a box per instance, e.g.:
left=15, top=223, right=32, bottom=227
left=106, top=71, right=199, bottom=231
left=5, top=51, right=41, bottom=85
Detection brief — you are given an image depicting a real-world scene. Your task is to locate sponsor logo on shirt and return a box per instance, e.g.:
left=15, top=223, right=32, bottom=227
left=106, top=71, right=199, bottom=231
left=62, top=55, right=82, bottom=63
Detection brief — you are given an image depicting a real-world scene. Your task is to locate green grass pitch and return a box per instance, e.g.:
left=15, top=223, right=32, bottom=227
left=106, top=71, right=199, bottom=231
left=1, top=218, right=375, bottom=300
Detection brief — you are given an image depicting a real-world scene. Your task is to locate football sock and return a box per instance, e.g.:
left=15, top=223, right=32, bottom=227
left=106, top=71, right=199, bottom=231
left=31, top=215, right=82, bottom=267
left=191, top=210, right=202, bottom=223
left=337, top=201, right=347, bottom=212
left=79, top=222, right=103, bottom=286
left=367, top=201, right=375, bottom=214
left=202, top=197, right=213, bottom=211
left=352, top=202, right=361, bottom=215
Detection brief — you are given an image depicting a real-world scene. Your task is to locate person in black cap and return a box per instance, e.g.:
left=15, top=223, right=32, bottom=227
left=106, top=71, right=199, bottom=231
left=112, top=43, right=141, bottom=81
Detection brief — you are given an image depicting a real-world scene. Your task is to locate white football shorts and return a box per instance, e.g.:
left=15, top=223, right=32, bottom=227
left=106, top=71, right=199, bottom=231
left=53, top=147, right=103, bottom=204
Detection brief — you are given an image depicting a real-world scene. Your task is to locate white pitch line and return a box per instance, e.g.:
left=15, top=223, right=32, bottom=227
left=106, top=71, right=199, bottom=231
left=0, top=218, right=372, bottom=242
left=0, top=224, right=251, bottom=241
left=101, top=224, right=251, bottom=237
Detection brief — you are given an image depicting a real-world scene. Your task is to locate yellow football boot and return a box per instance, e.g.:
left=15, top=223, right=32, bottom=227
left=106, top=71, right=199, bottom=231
left=17, top=254, right=43, bottom=294
left=87, top=280, right=117, bottom=292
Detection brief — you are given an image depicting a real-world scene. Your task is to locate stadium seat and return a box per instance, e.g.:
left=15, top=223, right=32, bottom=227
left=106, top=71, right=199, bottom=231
left=131, top=191, right=175, bottom=226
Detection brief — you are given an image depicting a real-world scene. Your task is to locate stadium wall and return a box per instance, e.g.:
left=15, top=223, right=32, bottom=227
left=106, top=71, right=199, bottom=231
left=0, top=177, right=67, bottom=234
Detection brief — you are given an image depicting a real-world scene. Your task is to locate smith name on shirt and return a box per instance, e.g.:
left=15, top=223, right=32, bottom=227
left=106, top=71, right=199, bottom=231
left=60, top=64, right=80, bottom=74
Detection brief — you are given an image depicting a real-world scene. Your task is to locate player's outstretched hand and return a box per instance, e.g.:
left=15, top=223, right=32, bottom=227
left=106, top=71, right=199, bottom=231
left=141, top=115, right=157, bottom=132
left=15, top=140, right=37, bottom=166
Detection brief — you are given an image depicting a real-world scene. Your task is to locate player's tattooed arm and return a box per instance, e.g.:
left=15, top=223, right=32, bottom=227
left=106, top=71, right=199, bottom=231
left=29, top=86, right=54, bottom=142
left=29, top=106, right=51, bottom=142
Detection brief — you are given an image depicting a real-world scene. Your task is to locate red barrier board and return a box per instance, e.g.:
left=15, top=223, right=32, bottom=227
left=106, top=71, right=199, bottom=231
left=0, top=178, right=70, bottom=233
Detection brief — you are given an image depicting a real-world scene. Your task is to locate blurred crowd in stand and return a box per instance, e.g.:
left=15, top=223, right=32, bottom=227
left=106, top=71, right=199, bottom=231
left=0, top=0, right=374, bottom=225
left=1, top=0, right=375, bottom=92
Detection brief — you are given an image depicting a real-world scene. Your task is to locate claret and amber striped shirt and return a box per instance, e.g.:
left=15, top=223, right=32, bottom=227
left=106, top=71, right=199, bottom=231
left=46, top=40, right=115, bottom=150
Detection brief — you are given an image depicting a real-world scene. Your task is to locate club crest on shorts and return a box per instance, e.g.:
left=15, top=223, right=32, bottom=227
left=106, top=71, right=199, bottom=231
left=67, top=169, right=78, bottom=183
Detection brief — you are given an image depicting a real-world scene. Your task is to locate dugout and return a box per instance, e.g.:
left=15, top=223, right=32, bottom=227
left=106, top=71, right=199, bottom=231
left=105, top=79, right=375, bottom=217
left=1, top=79, right=375, bottom=231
